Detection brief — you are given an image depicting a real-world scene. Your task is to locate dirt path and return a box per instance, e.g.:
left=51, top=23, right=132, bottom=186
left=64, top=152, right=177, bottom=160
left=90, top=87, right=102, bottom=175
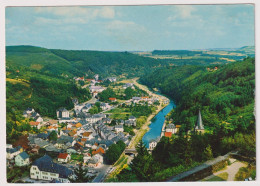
left=203, top=159, right=247, bottom=181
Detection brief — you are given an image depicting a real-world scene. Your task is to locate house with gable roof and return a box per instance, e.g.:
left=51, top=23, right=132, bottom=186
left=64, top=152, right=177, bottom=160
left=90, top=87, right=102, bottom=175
left=57, top=153, right=71, bottom=163
left=30, top=155, right=73, bottom=183
left=15, top=151, right=30, bottom=166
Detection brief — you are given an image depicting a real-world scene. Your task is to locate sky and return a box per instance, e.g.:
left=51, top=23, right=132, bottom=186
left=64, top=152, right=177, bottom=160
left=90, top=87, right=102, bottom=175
left=5, top=4, right=255, bottom=51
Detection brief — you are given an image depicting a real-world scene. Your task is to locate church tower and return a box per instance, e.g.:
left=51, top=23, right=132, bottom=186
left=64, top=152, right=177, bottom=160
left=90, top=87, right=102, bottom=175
left=194, top=110, right=205, bottom=133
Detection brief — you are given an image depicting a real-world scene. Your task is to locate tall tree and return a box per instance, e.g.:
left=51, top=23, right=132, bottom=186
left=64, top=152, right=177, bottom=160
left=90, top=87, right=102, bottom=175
left=68, top=162, right=92, bottom=183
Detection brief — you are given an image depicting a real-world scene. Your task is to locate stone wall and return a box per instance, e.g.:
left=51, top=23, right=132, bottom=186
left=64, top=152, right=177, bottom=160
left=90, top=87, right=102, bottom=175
left=168, top=153, right=230, bottom=182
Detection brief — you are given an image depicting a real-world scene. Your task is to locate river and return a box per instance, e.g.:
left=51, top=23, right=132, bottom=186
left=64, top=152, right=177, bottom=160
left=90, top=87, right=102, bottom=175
left=142, top=98, right=176, bottom=147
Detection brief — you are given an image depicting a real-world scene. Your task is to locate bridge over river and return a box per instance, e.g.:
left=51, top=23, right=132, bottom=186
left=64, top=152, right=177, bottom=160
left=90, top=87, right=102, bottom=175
left=124, top=148, right=138, bottom=155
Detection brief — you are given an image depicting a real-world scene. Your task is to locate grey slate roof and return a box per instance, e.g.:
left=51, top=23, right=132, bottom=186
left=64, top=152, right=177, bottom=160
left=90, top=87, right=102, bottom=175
left=18, top=152, right=29, bottom=160
left=115, top=125, right=123, bottom=129
left=37, top=133, right=49, bottom=139
left=57, top=108, right=68, bottom=112
left=166, top=124, right=176, bottom=129
left=57, top=135, right=74, bottom=144
left=129, top=116, right=136, bottom=119
left=32, top=155, right=73, bottom=178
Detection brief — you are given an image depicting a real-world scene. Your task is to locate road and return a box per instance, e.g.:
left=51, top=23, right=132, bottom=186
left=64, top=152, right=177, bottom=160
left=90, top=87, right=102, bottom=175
left=92, top=164, right=112, bottom=183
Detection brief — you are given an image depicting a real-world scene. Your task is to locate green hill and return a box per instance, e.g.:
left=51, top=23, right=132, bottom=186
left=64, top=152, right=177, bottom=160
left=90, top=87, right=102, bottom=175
left=140, top=57, right=255, bottom=133
left=6, top=45, right=169, bottom=78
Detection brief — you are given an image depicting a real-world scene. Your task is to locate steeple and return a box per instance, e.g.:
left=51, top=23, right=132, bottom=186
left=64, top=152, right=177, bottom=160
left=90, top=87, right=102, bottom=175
left=195, top=110, right=204, bottom=131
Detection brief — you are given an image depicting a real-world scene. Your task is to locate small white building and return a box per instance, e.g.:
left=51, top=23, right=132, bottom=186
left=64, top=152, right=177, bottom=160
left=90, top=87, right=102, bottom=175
left=15, top=152, right=30, bottom=166
left=88, top=154, right=103, bottom=168
left=83, top=153, right=92, bottom=164
left=6, top=146, right=23, bottom=160
left=23, top=108, right=35, bottom=117
left=89, top=86, right=105, bottom=93
left=35, top=116, right=44, bottom=123
left=165, top=124, right=177, bottom=134
left=115, top=125, right=124, bottom=133
left=57, top=153, right=71, bottom=163
left=56, top=108, right=70, bottom=119
left=148, top=140, right=158, bottom=151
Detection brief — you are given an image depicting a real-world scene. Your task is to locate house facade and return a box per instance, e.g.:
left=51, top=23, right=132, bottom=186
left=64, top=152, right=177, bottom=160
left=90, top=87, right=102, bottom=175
left=30, top=155, right=73, bottom=183
left=15, top=152, right=30, bottom=166
left=57, top=153, right=71, bottom=163
left=56, top=108, right=70, bottom=119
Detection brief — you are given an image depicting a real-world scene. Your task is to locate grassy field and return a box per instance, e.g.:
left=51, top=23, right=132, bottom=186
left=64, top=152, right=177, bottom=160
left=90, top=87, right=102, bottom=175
left=235, top=163, right=256, bottom=181
left=6, top=78, right=30, bottom=87
left=105, top=108, right=132, bottom=120
left=203, top=172, right=229, bottom=181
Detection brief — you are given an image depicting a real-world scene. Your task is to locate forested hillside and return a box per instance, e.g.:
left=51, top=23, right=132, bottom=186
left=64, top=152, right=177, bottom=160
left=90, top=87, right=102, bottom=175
left=112, top=57, right=255, bottom=182
left=140, top=57, right=255, bottom=133
left=6, top=45, right=170, bottom=78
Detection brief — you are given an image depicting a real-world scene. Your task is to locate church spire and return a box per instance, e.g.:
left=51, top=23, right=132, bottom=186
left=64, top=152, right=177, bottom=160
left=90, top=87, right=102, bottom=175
left=195, top=110, right=204, bottom=131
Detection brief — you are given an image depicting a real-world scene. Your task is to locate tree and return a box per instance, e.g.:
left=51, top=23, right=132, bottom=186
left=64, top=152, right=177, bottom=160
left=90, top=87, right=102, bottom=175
left=203, top=144, right=213, bottom=160
left=68, top=162, right=92, bottom=183
left=117, top=140, right=126, bottom=152
left=136, top=140, right=149, bottom=156
left=105, top=144, right=121, bottom=164
left=48, top=131, right=58, bottom=142
left=130, top=140, right=160, bottom=181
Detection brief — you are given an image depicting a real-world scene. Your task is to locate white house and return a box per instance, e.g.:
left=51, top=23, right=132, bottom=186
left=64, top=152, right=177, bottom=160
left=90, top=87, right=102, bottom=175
left=35, top=116, right=44, bottom=123
left=56, top=108, right=70, bottom=119
left=165, top=124, right=177, bottom=134
left=57, top=153, right=71, bottom=163
left=88, top=154, right=103, bottom=168
left=15, top=152, right=30, bottom=166
left=6, top=146, right=23, bottom=160
left=129, top=116, right=136, bottom=122
left=23, top=108, right=35, bottom=117
left=89, top=86, right=105, bottom=93
left=149, top=140, right=158, bottom=150
left=30, top=155, right=73, bottom=183
left=83, top=153, right=92, bottom=164
left=94, top=74, right=99, bottom=81
left=115, top=125, right=124, bottom=133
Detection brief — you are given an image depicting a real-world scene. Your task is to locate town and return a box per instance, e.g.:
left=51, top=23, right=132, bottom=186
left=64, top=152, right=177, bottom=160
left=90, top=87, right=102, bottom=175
left=6, top=74, right=170, bottom=183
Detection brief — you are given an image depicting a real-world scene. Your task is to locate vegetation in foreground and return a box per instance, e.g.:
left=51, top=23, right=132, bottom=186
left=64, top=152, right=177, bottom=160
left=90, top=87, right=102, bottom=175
left=112, top=57, right=255, bottom=182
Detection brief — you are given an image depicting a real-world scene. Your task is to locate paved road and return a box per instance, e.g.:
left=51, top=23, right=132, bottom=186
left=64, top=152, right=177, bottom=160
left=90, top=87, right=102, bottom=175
left=92, top=164, right=112, bottom=183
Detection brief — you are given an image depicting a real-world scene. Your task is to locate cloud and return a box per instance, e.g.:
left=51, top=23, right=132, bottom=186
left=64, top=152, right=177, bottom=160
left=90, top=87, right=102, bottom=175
left=106, top=20, right=145, bottom=32
left=168, top=5, right=197, bottom=20
left=34, top=6, right=115, bottom=19
left=33, top=17, right=88, bottom=25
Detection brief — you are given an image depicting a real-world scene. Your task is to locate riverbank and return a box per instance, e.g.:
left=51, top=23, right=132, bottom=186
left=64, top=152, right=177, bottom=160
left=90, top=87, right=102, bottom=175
left=127, top=78, right=170, bottom=148
left=105, top=79, right=171, bottom=182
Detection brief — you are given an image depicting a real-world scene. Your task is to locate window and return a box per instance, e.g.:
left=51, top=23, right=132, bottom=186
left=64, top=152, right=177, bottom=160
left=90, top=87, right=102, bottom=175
left=31, top=173, right=34, bottom=176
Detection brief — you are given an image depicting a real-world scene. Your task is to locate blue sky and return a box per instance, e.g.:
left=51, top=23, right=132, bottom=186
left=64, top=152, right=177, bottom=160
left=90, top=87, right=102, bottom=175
left=5, top=5, right=255, bottom=51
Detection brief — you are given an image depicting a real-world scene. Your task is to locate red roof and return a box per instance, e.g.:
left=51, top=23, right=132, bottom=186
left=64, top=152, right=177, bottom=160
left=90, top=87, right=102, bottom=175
left=58, top=153, right=68, bottom=159
left=29, top=121, right=40, bottom=126
left=86, top=79, right=94, bottom=81
left=109, top=98, right=116, bottom=101
left=92, top=147, right=105, bottom=155
left=165, top=132, right=172, bottom=137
